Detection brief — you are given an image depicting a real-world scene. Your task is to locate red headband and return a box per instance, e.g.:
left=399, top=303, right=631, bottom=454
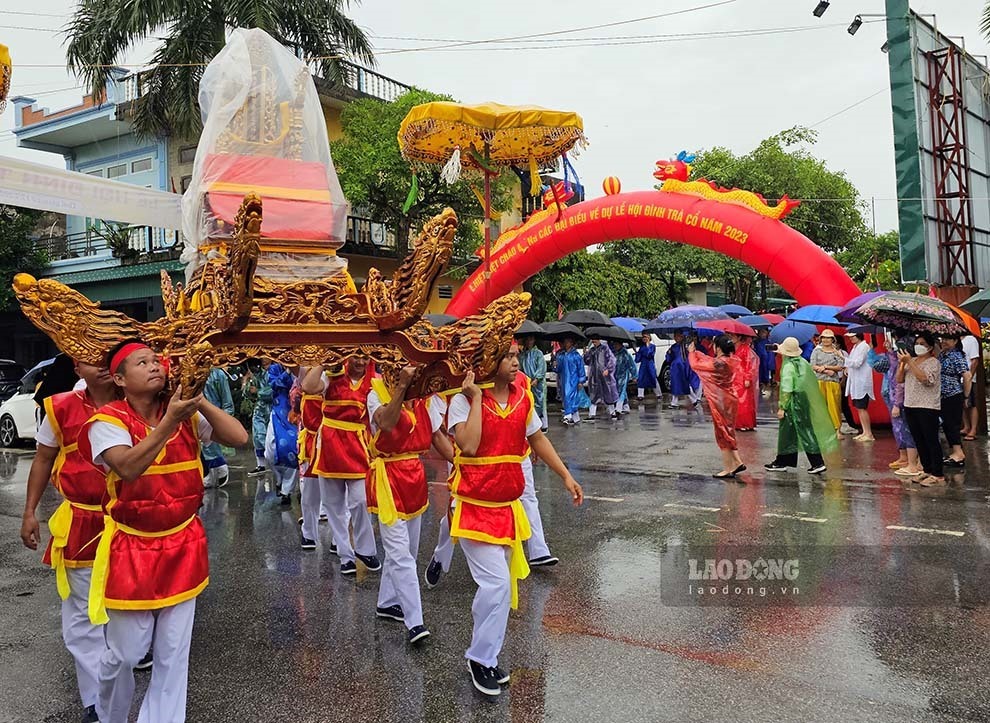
left=109, top=343, right=150, bottom=375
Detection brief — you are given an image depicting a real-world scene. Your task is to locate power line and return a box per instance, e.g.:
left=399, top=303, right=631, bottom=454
left=809, top=88, right=888, bottom=128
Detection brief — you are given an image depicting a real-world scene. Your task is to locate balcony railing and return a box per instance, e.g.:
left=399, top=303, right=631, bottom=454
left=122, top=59, right=410, bottom=105
left=34, top=226, right=181, bottom=262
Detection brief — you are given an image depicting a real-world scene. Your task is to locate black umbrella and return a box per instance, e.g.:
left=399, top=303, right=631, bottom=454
left=513, top=319, right=546, bottom=336
left=561, top=309, right=612, bottom=328
left=583, top=325, right=635, bottom=343
left=541, top=321, right=587, bottom=343
left=425, top=313, right=458, bottom=327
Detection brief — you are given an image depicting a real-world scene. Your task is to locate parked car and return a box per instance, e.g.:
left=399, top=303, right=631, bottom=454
left=0, top=359, right=52, bottom=447
left=0, top=359, right=27, bottom=403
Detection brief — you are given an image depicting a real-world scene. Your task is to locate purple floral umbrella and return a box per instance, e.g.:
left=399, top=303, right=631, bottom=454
left=855, top=291, right=967, bottom=336
left=643, top=305, right=730, bottom=335
left=835, top=291, right=887, bottom=323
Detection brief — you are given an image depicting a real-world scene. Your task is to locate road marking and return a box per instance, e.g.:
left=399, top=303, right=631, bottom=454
left=664, top=503, right=721, bottom=513
left=763, top=512, right=828, bottom=523
left=886, top=524, right=965, bottom=537
left=585, top=494, right=625, bottom=503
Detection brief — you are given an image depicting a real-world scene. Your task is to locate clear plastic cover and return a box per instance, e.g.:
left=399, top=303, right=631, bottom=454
left=180, top=28, right=349, bottom=282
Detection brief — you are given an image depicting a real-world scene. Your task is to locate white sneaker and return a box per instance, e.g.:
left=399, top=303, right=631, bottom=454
left=839, top=424, right=859, bottom=435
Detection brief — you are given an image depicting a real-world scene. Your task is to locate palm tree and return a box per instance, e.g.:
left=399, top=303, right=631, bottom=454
left=66, top=0, right=374, bottom=139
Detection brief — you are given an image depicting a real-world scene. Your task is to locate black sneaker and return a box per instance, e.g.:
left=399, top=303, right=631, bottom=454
left=300, top=534, right=316, bottom=550
left=494, top=665, right=510, bottom=685
left=82, top=704, right=99, bottom=722
left=297, top=516, right=304, bottom=526
left=247, top=466, right=266, bottom=477
left=944, top=457, right=965, bottom=468
left=279, top=494, right=291, bottom=506
left=609, top=413, right=618, bottom=420
left=764, top=462, right=789, bottom=471
left=319, top=514, right=328, bottom=522
left=376, top=604, right=404, bottom=622
left=356, top=553, right=382, bottom=572
left=529, top=555, right=559, bottom=567
left=216, top=474, right=229, bottom=489
left=340, top=561, right=357, bottom=575
left=424, top=558, right=443, bottom=589
left=134, top=650, right=153, bottom=671
left=407, top=625, right=431, bottom=644
left=468, top=660, right=501, bottom=697
left=328, top=542, right=338, bottom=556
left=807, top=464, right=827, bottom=474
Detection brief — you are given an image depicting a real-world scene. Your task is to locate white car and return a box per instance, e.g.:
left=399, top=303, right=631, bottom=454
left=0, top=359, right=53, bottom=447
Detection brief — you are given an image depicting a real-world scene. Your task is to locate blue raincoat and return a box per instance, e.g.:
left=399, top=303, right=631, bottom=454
left=251, top=367, right=272, bottom=455
left=666, top=341, right=698, bottom=396
left=613, top=344, right=636, bottom=406
left=202, top=368, right=234, bottom=470
left=555, top=348, right=587, bottom=415
left=267, top=364, right=297, bottom=468
left=634, top=342, right=658, bottom=390
left=754, top=337, right=776, bottom=384
left=519, top=346, right=547, bottom=426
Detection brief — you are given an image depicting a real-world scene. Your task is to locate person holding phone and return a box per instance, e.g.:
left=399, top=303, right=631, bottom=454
left=896, top=333, right=944, bottom=485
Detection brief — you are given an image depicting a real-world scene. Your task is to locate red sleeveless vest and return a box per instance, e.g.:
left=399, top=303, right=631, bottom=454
left=312, top=371, right=372, bottom=478
left=41, top=390, right=106, bottom=570
left=298, top=394, right=323, bottom=474
left=366, top=395, right=435, bottom=521
left=78, top=399, right=208, bottom=615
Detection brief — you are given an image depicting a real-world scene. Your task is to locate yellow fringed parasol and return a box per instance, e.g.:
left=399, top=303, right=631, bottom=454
left=0, top=44, right=11, bottom=114
left=398, top=101, right=587, bottom=304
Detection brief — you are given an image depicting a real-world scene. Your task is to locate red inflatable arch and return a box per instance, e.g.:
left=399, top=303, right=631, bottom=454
left=446, top=189, right=861, bottom=316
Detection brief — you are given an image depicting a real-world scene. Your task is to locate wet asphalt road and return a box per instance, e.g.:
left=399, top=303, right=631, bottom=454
left=2, top=396, right=990, bottom=722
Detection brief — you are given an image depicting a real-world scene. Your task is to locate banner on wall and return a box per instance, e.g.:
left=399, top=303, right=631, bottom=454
left=0, top=154, right=182, bottom=229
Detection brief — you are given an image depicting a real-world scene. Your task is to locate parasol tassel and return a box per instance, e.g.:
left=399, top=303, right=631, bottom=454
left=401, top=172, right=419, bottom=213
left=441, top=147, right=461, bottom=185
left=528, top=154, right=540, bottom=196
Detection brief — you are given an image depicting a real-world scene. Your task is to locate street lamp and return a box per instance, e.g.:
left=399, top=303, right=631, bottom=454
left=812, top=1, right=830, bottom=17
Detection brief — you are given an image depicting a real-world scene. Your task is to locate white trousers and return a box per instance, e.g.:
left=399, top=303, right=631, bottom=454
left=98, top=598, right=196, bottom=723
left=319, top=477, right=376, bottom=563
left=637, top=384, right=661, bottom=399
left=565, top=411, right=581, bottom=423
left=272, top=465, right=298, bottom=496
left=587, top=403, right=615, bottom=418
left=299, top=475, right=321, bottom=540
left=433, top=459, right=550, bottom=568
left=377, top=515, right=424, bottom=629
left=63, top=568, right=104, bottom=708
left=461, top=539, right=512, bottom=668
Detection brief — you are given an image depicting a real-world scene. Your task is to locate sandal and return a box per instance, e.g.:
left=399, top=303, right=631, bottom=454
left=964, top=435, right=977, bottom=441
left=888, top=460, right=907, bottom=469
left=920, top=476, right=946, bottom=487
left=894, top=467, right=921, bottom=477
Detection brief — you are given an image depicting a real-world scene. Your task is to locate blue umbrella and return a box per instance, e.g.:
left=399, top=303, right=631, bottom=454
left=787, top=304, right=843, bottom=325
left=611, top=317, right=646, bottom=333
left=718, top=303, right=753, bottom=318
left=737, top=314, right=773, bottom=330
left=769, top=320, right=816, bottom=345
left=643, top=305, right=730, bottom=335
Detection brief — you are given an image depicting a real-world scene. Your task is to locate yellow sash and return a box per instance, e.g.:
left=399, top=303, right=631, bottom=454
left=88, top=515, right=196, bottom=625
left=321, top=418, right=367, bottom=432
left=451, top=493, right=532, bottom=609
left=370, top=453, right=420, bottom=526
left=47, top=499, right=102, bottom=601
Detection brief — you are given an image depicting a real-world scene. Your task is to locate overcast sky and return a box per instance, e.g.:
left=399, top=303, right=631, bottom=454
left=2, top=0, right=988, bottom=233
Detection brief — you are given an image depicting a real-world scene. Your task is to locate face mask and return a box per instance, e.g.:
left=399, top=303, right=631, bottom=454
left=914, top=345, right=929, bottom=356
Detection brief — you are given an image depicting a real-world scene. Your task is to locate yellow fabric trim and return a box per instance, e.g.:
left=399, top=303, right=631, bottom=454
left=88, top=515, right=196, bottom=624
left=370, top=452, right=420, bottom=526
left=369, top=501, right=429, bottom=522
left=457, top=454, right=527, bottom=465
left=44, top=396, right=62, bottom=446
left=90, top=413, right=128, bottom=431
left=450, top=496, right=531, bottom=609
left=143, top=460, right=203, bottom=476
left=105, top=577, right=209, bottom=611
left=47, top=500, right=73, bottom=600
left=322, top=399, right=364, bottom=408
left=370, top=378, right=391, bottom=404
left=208, top=182, right=332, bottom=203
left=63, top=559, right=95, bottom=569
left=321, top=418, right=366, bottom=432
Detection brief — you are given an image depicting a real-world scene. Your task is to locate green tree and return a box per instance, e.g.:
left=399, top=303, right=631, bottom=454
left=66, top=0, right=373, bottom=138
left=0, top=206, right=48, bottom=311
left=331, top=89, right=515, bottom=261
left=835, top=230, right=903, bottom=291
left=605, top=127, right=868, bottom=307
left=528, top=250, right=667, bottom=322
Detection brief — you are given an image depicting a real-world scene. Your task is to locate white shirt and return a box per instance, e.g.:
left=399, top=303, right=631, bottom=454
left=447, top=392, right=542, bottom=437
left=367, top=390, right=445, bottom=436
left=88, top=412, right=214, bottom=469
left=844, top=340, right=875, bottom=400
left=962, top=335, right=980, bottom=366
left=35, top=415, right=57, bottom=448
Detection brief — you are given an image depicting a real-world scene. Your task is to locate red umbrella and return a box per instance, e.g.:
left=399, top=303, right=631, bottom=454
left=760, top=313, right=786, bottom=325
left=695, top=319, right=758, bottom=337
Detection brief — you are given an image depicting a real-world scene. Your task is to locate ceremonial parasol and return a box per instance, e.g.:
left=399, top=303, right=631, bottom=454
left=398, top=102, right=587, bottom=304
left=514, top=319, right=546, bottom=336
left=718, top=304, right=753, bottom=318
left=611, top=317, right=647, bottom=333
left=643, top=305, right=730, bottom=335
left=787, top=305, right=844, bottom=325
left=854, top=291, right=968, bottom=336
left=737, top=314, right=773, bottom=330
left=541, top=321, right=587, bottom=343
left=769, top=320, right=816, bottom=345
left=696, top=319, right=758, bottom=337
left=562, top=309, right=612, bottom=328
left=835, top=291, right=887, bottom=323
left=583, top=325, right=636, bottom=343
